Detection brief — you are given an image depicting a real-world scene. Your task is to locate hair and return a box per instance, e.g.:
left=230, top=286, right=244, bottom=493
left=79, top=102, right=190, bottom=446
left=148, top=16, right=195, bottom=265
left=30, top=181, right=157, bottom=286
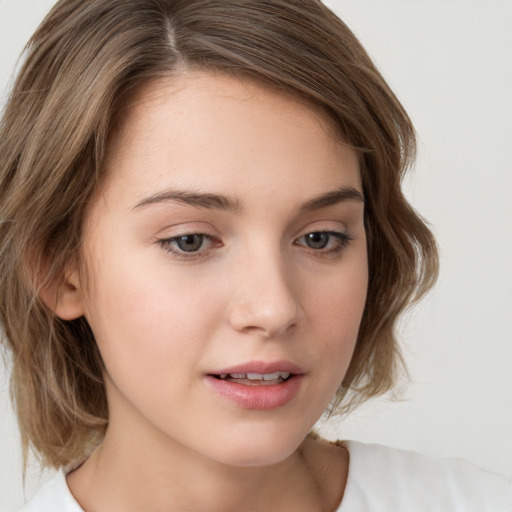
left=0, top=0, right=438, bottom=469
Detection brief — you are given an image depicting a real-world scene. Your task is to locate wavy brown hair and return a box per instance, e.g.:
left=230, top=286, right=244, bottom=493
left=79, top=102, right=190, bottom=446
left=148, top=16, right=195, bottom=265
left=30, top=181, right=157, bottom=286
left=0, top=0, right=438, bottom=469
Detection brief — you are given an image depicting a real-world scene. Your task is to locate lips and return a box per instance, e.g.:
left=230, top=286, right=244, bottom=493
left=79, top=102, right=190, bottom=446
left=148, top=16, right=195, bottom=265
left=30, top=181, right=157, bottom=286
left=204, top=360, right=305, bottom=410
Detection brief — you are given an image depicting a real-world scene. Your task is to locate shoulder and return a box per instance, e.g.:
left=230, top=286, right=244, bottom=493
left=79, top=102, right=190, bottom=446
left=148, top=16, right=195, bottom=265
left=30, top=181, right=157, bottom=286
left=338, top=440, right=512, bottom=512
left=18, top=470, right=83, bottom=512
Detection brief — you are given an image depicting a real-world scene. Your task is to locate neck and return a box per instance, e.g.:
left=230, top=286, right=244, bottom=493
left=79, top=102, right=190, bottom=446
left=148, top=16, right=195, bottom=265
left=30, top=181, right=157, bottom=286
left=68, top=435, right=334, bottom=512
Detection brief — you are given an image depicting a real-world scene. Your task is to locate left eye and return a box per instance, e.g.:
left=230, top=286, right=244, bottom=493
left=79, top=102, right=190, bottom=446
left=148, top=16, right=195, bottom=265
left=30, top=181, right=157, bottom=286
left=296, top=231, right=352, bottom=252
left=173, top=234, right=206, bottom=252
left=303, top=232, right=331, bottom=249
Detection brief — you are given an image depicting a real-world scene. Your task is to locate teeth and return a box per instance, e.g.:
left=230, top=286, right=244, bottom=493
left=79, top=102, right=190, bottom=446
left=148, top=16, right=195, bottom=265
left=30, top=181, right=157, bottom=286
left=218, top=372, right=291, bottom=381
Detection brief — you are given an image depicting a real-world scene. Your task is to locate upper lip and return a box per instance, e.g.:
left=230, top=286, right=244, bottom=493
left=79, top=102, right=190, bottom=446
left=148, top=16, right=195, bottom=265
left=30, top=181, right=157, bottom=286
left=208, top=360, right=305, bottom=376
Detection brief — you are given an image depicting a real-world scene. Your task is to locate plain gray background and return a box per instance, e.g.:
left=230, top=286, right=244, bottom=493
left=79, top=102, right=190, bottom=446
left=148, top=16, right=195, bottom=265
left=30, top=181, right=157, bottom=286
left=1, top=1, right=511, bottom=510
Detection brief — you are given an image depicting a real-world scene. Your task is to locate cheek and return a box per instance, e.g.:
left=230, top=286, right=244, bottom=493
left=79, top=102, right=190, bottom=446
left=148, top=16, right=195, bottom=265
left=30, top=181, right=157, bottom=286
left=305, top=256, right=368, bottom=376
left=311, top=243, right=368, bottom=326
left=81, top=247, right=225, bottom=377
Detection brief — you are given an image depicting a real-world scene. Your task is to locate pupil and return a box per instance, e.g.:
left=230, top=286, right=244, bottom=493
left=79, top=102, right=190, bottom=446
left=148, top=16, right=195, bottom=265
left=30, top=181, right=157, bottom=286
left=306, top=232, right=329, bottom=249
left=177, top=235, right=203, bottom=252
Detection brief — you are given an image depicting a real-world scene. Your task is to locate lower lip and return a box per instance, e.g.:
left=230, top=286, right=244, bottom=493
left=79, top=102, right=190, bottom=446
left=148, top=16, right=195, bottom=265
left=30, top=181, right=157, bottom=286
left=204, top=375, right=303, bottom=410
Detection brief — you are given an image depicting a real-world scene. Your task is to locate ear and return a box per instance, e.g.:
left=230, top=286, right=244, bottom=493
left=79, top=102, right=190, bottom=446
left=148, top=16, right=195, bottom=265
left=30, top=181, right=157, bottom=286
left=39, top=268, right=86, bottom=320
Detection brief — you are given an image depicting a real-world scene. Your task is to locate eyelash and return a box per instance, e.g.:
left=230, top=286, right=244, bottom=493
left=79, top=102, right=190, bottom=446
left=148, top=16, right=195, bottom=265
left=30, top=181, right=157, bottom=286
left=157, top=230, right=353, bottom=260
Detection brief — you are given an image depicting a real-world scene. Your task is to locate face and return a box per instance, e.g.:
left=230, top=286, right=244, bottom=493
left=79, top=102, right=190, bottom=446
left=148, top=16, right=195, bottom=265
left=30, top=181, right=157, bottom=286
left=78, top=71, right=368, bottom=467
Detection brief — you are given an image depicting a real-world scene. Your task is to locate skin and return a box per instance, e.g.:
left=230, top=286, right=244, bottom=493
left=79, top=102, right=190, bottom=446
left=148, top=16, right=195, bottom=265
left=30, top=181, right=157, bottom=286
left=59, top=71, right=368, bottom=511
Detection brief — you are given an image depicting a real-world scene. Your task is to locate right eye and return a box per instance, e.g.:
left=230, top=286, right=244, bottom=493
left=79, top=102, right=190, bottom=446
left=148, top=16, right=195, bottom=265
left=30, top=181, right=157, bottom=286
left=157, top=233, right=221, bottom=259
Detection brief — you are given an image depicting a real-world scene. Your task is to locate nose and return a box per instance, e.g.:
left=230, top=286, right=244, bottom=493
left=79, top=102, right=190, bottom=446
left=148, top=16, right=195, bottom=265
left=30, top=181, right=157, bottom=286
left=227, top=251, right=304, bottom=338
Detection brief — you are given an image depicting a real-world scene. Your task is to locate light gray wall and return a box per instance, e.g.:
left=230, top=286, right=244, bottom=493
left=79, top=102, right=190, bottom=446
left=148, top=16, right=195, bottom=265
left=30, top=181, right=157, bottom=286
left=1, top=1, right=511, bottom=510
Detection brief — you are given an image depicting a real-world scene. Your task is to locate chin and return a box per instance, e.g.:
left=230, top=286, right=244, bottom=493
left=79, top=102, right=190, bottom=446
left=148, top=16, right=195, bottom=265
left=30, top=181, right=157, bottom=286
left=206, top=423, right=310, bottom=468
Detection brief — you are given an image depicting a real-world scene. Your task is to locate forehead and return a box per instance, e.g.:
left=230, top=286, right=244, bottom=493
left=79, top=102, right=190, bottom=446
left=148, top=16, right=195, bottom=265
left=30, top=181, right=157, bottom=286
left=113, top=71, right=342, bottom=143
left=100, top=70, right=361, bottom=207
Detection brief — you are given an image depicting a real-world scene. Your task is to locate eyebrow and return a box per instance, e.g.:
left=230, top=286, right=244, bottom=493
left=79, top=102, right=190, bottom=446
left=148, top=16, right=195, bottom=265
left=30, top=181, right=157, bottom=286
left=133, top=189, right=244, bottom=213
left=132, top=185, right=364, bottom=213
left=299, top=186, right=364, bottom=212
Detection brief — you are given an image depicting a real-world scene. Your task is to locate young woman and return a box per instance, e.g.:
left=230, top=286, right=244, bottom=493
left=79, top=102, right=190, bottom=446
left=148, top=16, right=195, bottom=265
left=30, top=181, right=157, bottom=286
left=0, top=1, right=510, bottom=510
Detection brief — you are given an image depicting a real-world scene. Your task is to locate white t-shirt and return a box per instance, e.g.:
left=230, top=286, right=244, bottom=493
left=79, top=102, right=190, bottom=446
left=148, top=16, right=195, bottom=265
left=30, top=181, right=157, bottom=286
left=19, top=441, right=512, bottom=512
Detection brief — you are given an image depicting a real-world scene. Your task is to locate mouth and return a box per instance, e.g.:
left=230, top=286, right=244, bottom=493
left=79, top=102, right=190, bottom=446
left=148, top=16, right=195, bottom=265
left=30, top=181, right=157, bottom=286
left=204, top=361, right=305, bottom=410
left=209, top=371, right=293, bottom=386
